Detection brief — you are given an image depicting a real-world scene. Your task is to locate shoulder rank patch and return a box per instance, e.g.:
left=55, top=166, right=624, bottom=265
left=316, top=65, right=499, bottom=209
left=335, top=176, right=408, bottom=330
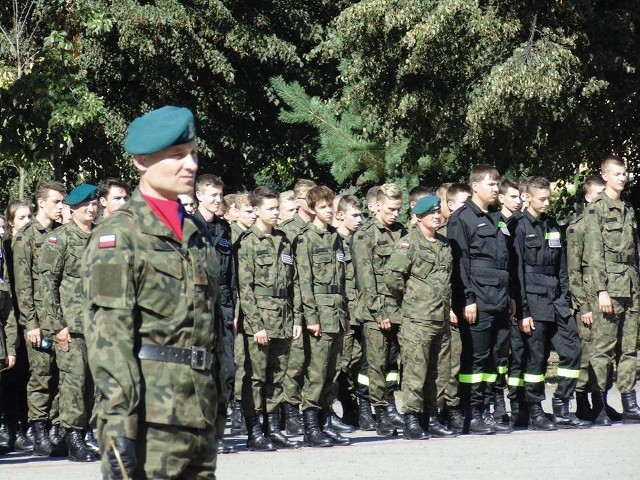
left=47, top=236, right=57, bottom=244
left=99, top=234, right=116, bottom=249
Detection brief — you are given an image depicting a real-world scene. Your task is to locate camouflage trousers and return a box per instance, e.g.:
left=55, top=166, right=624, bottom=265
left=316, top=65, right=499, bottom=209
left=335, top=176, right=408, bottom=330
left=99, top=421, right=217, bottom=480
left=233, top=332, right=245, bottom=401
left=54, top=334, right=89, bottom=429
left=241, top=335, right=291, bottom=414
left=24, top=330, right=59, bottom=422
left=283, top=333, right=306, bottom=406
left=335, top=327, right=362, bottom=398
left=363, top=321, right=401, bottom=406
left=441, top=325, right=461, bottom=408
left=301, top=331, right=343, bottom=410
left=590, top=296, right=639, bottom=393
left=575, top=318, right=592, bottom=393
left=400, top=319, right=450, bottom=414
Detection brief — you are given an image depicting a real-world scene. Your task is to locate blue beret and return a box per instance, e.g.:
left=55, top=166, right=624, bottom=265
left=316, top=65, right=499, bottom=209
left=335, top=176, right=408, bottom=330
left=413, top=195, right=441, bottom=215
left=124, top=106, right=196, bottom=155
left=66, top=184, right=98, bottom=206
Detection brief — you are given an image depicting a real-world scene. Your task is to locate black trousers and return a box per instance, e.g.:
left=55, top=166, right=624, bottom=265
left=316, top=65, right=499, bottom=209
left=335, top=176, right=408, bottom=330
left=507, top=319, right=527, bottom=401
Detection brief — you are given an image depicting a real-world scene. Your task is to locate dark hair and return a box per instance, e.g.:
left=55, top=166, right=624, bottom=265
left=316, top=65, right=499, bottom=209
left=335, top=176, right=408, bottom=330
left=519, top=176, right=533, bottom=195
left=6, top=199, right=31, bottom=229
left=196, top=174, right=224, bottom=192
left=34, top=180, right=65, bottom=203
left=446, top=183, right=471, bottom=203
left=583, top=174, right=605, bottom=195
left=601, top=154, right=624, bottom=172
left=306, top=185, right=334, bottom=210
left=499, top=178, right=519, bottom=195
left=527, top=176, right=551, bottom=192
left=98, top=178, right=129, bottom=199
left=469, top=164, right=499, bottom=185
left=250, top=186, right=279, bottom=208
left=337, top=195, right=361, bottom=213
left=409, top=185, right=432, bottom=204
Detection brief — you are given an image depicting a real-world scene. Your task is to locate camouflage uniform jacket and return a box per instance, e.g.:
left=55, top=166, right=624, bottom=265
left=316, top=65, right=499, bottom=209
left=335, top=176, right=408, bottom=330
left=39, top=220, right=91, bottom=334
left=566, top=210, right=593, bottom=317
left=82, top=189, right=221, bottom=440
left=584, top=192, right=639, bottom=297
left=351, top=218, right=407, bottom=324
left=236, top=224, right=298, bottom=337
left=278, top=213, right=308, bottom=245
left=295, top=224, right=346, bottom=333
left=231, top=221, right=245, bottom=245
left=386, top=228, right=452, bottom=325
left=0, top=238, right=17, bottom=358
left=337, top=230, right=357, bottom=321
left=12, top=219, right=57, bottom=332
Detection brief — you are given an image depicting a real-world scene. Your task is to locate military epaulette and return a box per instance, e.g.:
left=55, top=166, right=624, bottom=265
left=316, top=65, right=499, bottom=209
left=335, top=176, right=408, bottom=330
left=279, top=217, right=295, bottom=227
left=359, top=220, right=376, bottom=232
left=235, top=228, right=252, bottom=245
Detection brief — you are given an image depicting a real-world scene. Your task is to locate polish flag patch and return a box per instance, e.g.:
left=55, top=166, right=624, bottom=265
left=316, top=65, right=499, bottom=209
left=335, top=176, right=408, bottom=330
left=99, top=234, right=116, bottom=249
left=48, top=236, right=57, bottom=244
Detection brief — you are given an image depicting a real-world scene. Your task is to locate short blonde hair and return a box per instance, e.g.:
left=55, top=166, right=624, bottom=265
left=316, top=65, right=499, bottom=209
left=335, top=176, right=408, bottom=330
left=377, top=183, right=402, bottom=201
left=234, top=193, right=251, bottom=208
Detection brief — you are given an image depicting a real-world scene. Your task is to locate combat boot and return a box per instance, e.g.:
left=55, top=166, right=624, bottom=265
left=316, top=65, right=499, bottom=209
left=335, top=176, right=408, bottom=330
left=603, top=392, right=622, bottom=422
left=509, top=400, right=529, bottom=428
left=374, top=406, right=396, bottom=437
left=49, top=424, right=67, bottom=457
left=444, top=406, right=465, bottom=433
left=14, top=422, right=34, bottom=452
left=83, top=428, right=100, bottom=458
left=66, top=429, right=96, bottom=462
left=574, top=391, right=593, bottom=421
left=302, top=409, right=332, bottom=448
left=551, top=398, right=592, bottom=429
left=217, top=437, right=238, bottom=454
left=0, top=422, right=10, bottom=453
left=493, top=392, right=509, bottom=424
left=468, top=406, right=495, bottom=435
left=591, top=391, right=612, bottom=426
left=319, top=410, right=351, bottom=446
left=528, top=403, right=556, bottom=431
left=265, top=413, right=301, bottom=449
left=403, top=412, right=429, bottom=440
left=32, top=421, right=53, bottom=457
left=358, top=398, right=376, bottom=431
left=620, top=391, right=640, bottom=424
left=245, top=412, right=277, bottom=452
left=230, top=401, right=244, bottom=434
left=425, top=413, right=457, bottom=438
left=386, top=400, right=405, bottom=429
left=328, top=408, right=355, bottom=434
left=341, top=397, right=360, bottom=428
left=483, top=409, right=512, bottom=434
left=283, top=403, right=304, bottom=435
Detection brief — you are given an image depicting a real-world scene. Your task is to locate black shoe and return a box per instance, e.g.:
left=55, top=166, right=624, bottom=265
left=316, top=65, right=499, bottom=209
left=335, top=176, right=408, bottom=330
left=444, top=406, right=465, bottom=433
left=426, top=414, right=457, bottom=438
left=621, top=391, right=640, bottom=424
left=14, top=423, right=34, bottom=453
left=320, top=411, right=351, bottom=446
left=386, top=400, right=405, bottom=430
left=528, top=403, right=556, bottom=431
left=591, top=391, right=612, bottom=427
left=493, top=392, right=509, bottom=424
left=66, top=429, right=96, bottom=462
left=245, top=412, right=277, bottom=452
left=328, top=411, right=355, bottom=433
left=284, top=403, right=304, bottom=435
left=217, top=437, right=239, bottom=454
left=0, top=423, right=11, bottom=453
left=83, top=428, right=100, bottom=458
left=32, top=421, right=53, bottom=457
left=574, top=391, right=593, bottom=421
left=302, top=410, right=333, bottom=448
left=403, top=412, right=429, bottom=440
left=358, top=398, right=376, bottom=431
left=374, top=406, right=397, bottom=437
left=230, top=401, right=244, bottom=434
left=49, top=424, right=67, bottom=457
left=551, top=398, right=592, bottom=429
left=468, top=406, right=495, bottom=435
left=265, top=413, right=301, bottom=449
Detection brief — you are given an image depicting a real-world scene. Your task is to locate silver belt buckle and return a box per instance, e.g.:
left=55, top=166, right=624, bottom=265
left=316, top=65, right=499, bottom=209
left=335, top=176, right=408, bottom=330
left=190, top=346, right=207, bottom=370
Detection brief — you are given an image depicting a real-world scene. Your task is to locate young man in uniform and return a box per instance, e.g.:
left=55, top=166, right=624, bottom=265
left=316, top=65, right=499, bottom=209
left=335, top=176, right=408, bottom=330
left=447, top=165, right=513, bottom=435
left=40, top=184, right=100, bottom=462
left=386, top=195, right=456, bottom=440
left=352, top=183, right=407, bottom=436
left=584, top=155, right=640, bottom=423
left=515, top=176, right=591, bottom=430
left=13, top=180, right=66, bottom=455
left=97, top=178, right=129, bottom=220
left=83, top=106, right=224, bottom=478
left=278, top=190, right=298, bottom=224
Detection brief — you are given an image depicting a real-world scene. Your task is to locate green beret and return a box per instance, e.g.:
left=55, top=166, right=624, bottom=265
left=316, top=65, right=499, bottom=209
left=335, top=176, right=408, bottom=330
left=413, top=195, right=441, bottom=215
left=66, top=184, right=98, bottom=206
left=124, top=106, right=196, bottom=155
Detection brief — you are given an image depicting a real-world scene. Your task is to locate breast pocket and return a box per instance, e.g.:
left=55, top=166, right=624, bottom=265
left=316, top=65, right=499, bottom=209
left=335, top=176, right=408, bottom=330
left=373, top=244, right=393, bottom=274
left=602, top=222, right=623, bottom=248
left=255, top=254, right=274, bottom=285
left=473, top=227, right=497, bottom=254
left=524, top=236, right=542, bottom=265
left=412, top=250, right=436, bottom=279
left=139, top=253, right=184, bottom=317
left=312, top=251, right=334, bottom=284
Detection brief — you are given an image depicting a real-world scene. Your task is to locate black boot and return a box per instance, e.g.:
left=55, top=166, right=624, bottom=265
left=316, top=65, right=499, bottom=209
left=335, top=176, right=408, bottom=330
left=551, top=398, right=592, bottom=429
left=528, top=403, right=556, bottom=431
left=66, top=429, right=96, bottom=462
left=0, top=422, right=10, bottom=453
left=509, top=399, right=529, bottom=428
left=358, top=398, right=376, bottom=431
left=265, top=413, right=301, bottom=449
left=320, top=411, right=351, bottom=446
left=403, top=412, right=429, bottom=440
left=374, top=406, right=396, bottom=437
left=493, top=392, right=509, bottom=424
left=217, top=437, right=238, bottom=454
left=483, top=408, right=512, bottom=434
left=603, top=392, right=622, bottom=422
left=468, top=406, right=495, bottom=435
left=32, top=421, right=53, bottom=456
left=245, top=412, right=277, bottom=451
left=386, top=400, right=405, bottom=429
left=328, top=409, right=355, bottom=433
left=341, top=397, right=360, bottom=428
left=444, top=406, right=465, bottom=433
left=591, top=391, right=612, bottom=427
left=49, top=424, right=67, bottom=457
left=574, top=391, right=593, bottom=421
left=284, top=403, right=304, bottom=435
left=621, top=391, right=640, bottom=424
left=230, top=401, right=244, bottom=434
left=83, top=428, right=100, bottom=458
left=303, top=409, right=333, bottom=447
left=14, top=422, right=34, bottom=452
left=426, top=413, right=457, bottom=438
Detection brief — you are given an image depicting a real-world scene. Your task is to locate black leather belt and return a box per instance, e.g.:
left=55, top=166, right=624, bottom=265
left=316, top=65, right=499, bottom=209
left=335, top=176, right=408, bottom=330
left=525, top=266, right=555, bottom=275
left=138, top=345, right=214, bottom=371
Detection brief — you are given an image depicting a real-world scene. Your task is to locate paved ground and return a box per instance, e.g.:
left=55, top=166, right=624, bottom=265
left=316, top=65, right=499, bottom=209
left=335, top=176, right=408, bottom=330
left=3, top=388, right=640, bottom=480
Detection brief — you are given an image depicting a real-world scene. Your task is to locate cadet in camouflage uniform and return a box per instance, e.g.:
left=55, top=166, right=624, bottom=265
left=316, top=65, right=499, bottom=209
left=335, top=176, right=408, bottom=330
left=83, top=106, right=224, bottom=479
left=13, top=180, right=65, bottom=456
left=386, top=195, right=457, bottom=440
left=237, top=187, right=302, bottom=452
left=39, top=184, right=100, bottom=462
left=352, top=183, right=407, bottom=436
left=583, top=155, right=640, bottom=424
left=295, top=186, right=350, bottom=447
left=279, top=179, right=316, bottom=434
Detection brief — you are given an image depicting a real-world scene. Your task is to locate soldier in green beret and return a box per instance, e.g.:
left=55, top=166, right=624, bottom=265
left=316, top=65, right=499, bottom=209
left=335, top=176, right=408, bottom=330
left=83, top=105, right=224, bottom=479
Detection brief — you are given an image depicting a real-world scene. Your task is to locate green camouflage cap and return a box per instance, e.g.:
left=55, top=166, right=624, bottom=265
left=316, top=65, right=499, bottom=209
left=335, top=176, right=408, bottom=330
left=124, top=106, right=196, bottom=155
left=413, top=195, right=440, bottom=215
left=66, top=183, right=98, bottom=206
